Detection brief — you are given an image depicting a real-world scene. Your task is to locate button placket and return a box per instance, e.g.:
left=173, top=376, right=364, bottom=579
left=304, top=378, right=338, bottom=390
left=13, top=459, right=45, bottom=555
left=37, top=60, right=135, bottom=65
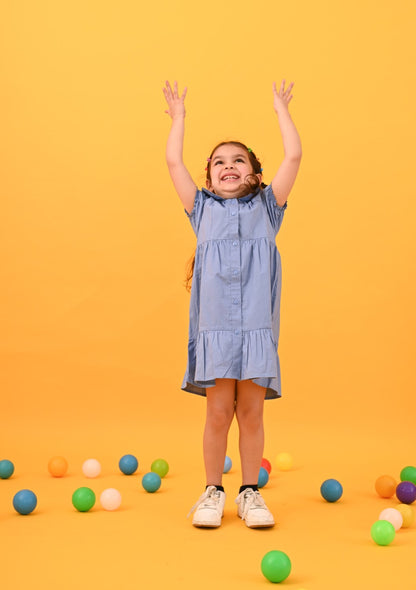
left=228, top=199, right=243, bottom=376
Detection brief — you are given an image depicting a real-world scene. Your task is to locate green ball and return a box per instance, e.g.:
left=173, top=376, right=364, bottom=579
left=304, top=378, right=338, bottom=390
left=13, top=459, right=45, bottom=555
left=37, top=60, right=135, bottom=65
left=261, top=550, right=291, bottom=583
left=151, top=458, right=169, bottom=478
left=400, top=466, right=416, bottom=485
left=72, top=487, right=96, bottom=512
left=371, top=520, right=395, bottom=546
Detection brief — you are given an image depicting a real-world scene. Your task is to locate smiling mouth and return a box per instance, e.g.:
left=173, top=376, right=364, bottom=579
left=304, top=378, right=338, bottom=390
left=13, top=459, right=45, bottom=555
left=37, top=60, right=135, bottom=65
left=221, top=175, right=240, bottom=181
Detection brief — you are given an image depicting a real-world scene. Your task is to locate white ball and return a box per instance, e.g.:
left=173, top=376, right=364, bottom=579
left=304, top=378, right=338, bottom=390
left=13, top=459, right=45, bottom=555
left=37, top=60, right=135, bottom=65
left=82, top=458, right=101, bottom=478
left=100, top=488, right=122, bottom=511
left=379, top=507, right=403, bottom=531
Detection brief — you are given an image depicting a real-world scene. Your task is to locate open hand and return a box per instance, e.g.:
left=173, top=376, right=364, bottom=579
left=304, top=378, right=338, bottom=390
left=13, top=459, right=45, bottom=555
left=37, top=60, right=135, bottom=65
left=163, top=80, right=187, bottom=119
left=273, top=80, right=294, bottom=113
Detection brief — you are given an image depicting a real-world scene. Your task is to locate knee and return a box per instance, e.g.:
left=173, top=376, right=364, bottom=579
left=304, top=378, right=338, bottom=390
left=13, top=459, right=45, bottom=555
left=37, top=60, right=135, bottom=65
left=206, top=405, right=234, bottom=432
left=236, top=405, right=263, bottom=432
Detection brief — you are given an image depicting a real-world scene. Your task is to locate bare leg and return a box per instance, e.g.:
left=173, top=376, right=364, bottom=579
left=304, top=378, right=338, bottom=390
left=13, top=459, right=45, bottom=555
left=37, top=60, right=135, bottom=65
left=203, top=379, right=236, bottom=486
left=235, top=380, right=266, bottom=485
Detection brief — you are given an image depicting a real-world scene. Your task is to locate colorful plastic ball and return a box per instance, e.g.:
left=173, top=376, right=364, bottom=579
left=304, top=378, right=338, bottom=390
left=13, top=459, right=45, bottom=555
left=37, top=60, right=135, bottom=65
left=119, top=454, right=138, bottom=475
left=223, top=455, right=232, bottom=473
left=400, top=466, right=416, bottom=485
left=100, top=488, right=122, bottom=511
left=396, top=504, right=415, bottom=528
left=379, top=508, right=403, bottom=531
left=142, top=472, right=161, bottom=493
left=371, top=520, right=395, bottom=545
left=151, top=458, right=169, bottom=478
left=261, top=458, right=272, bottom=474
left=375, top=475, right=397, bottom=498
left=396, top=481, right=416, bottom=504
left=320, top=479, right=343, bottom=503
left=258, top=466, right=269, bottom=488
left=13, top=490, right=37, bottom=515
left=48, top=456, right=68, bottom=477
left=82, top=458, right=101, bottom=478
left=261, top=550, right=292, bottom=583
left=276, top=452, right=293, bottom=471
left=0, top=459, right=15, bottom=479
left=72, top=487, right=96, bottom=512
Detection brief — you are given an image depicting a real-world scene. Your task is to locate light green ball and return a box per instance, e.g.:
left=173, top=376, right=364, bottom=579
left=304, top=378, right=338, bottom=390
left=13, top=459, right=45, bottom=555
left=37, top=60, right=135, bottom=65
left=400, top=466, right=416, bottom=485
left=72, top=487, right=96, bottom=512
left=151, top=458, right=169, bottom=478
left=261, top=550, right=291, bottom=583
left=371, top=520, right=395, bottom=546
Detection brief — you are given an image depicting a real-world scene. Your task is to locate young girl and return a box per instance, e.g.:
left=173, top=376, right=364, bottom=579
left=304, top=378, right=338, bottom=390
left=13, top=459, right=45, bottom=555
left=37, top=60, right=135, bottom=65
left=163, top=80, right=301, bottom=528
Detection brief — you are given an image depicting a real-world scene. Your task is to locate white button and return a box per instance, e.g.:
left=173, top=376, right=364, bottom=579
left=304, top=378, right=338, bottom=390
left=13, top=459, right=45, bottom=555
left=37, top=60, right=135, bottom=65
left=233, top=241, right=238, bottom=246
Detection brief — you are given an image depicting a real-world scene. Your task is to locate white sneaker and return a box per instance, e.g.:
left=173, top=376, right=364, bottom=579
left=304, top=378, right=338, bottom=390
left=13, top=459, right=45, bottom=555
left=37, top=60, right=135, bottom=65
left=188, top=486, right=226, bottom=528
left=235, top=488, right=275, bottom=528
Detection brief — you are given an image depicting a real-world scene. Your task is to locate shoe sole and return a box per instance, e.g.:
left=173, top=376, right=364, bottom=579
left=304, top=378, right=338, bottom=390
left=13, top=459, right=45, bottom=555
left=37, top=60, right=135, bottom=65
left=192, top=521, right=222, bottom=528
left=245, top=521, right=275, bottom=528
left=192, top=513, right=224, bottom=528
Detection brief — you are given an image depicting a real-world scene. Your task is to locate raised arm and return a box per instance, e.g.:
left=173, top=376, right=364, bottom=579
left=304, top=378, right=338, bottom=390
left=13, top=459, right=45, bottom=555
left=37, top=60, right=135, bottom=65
left=163, top=81, right=197, bottom=214
left=271, top=80, right=302, bottom=207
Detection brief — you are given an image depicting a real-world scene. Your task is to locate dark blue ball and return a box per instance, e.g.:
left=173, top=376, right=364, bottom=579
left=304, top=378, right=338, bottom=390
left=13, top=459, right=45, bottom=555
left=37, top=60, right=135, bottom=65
left=13, top=489, right=37, bottom=515
left=258, top=466, right=269, bottom=488
left=320, top=478, right=343, bottom=502
left=142, top=472, right=161, bottom=493
left=0, top=459, right=14, bottom=479
left=119, top=454, right=139, bottom=475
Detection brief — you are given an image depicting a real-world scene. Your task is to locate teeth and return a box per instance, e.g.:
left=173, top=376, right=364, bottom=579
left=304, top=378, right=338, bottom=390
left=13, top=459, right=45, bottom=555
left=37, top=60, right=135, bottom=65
left=222, top=176, right=238, bottom=180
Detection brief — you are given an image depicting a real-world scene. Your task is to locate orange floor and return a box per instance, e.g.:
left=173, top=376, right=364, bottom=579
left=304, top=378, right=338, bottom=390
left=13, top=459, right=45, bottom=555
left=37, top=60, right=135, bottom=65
left=1, top=354, right=415, bottom=590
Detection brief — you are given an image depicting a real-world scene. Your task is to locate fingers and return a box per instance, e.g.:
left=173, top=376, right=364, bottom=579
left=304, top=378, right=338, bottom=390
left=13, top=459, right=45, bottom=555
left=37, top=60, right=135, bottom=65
left=273, top=80, right=295, bottom=103
left=163, top=80, right=187, bottom=101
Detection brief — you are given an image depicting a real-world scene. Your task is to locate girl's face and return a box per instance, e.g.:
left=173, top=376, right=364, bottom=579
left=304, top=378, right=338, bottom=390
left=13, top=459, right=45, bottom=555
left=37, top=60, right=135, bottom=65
left=206, top=144, right=262, bottom=198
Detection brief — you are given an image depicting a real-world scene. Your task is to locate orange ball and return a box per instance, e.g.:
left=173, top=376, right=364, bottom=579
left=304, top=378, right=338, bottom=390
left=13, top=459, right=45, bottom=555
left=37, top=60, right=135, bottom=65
left=48, top=456, right=68, bottom=477
left=375, top=475, right=397, bottom=498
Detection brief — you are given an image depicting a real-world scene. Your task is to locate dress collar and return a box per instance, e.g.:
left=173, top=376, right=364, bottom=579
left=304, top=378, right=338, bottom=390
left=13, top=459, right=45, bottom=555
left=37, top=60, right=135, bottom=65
left=202, top=187, right=259, bottom=203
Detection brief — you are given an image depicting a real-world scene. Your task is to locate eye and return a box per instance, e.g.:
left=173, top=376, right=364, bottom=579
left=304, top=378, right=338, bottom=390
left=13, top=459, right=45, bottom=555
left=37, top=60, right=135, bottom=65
left=236, top=158, right=244, bottom=163
left=214, top=160, right=223, bottom=165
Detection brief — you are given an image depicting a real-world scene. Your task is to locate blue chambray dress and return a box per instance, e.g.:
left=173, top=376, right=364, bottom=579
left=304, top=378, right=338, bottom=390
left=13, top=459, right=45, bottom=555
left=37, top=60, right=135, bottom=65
left=181, top=183, right=287, bottom=400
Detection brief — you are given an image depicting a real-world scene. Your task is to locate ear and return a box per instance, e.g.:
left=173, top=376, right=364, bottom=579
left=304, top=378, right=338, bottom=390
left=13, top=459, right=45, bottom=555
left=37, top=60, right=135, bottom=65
left=206, top=179, right=212, bottom=189
left=256, top=173, right=263, bottom=184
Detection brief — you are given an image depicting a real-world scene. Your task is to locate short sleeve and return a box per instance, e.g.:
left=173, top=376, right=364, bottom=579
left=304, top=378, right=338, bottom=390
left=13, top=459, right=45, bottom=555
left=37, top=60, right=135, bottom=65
left=184, top=188, right=206, bottom=236
left=261, top=184, right=287, bottom=235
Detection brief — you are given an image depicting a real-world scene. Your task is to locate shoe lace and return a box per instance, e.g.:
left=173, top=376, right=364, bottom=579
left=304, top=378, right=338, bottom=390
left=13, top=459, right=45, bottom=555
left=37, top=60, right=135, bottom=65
left=187, top=486, right=222, bottom=518
left=238, top=489, right=266, bottom=520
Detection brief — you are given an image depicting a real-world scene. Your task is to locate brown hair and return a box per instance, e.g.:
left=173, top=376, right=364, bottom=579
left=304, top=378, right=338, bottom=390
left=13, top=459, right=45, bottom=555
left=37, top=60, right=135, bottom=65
left=184, top=141, right=265, bottom=292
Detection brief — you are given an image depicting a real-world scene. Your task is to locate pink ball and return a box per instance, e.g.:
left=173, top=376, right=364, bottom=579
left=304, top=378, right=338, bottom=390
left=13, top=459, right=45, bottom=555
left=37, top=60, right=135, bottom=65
left=100, top=488, right=122, bottom=511
left=82, top=459, right=101, bottom=478
left=379, top=508, right=403, bottom=531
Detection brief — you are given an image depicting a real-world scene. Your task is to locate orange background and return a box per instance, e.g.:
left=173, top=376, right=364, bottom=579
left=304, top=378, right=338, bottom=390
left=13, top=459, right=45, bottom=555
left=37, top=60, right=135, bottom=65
left=1, top=1, right=415, bottom=588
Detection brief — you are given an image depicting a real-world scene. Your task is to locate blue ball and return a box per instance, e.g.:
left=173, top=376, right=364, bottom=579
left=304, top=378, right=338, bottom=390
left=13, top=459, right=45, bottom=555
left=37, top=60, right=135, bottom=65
left=13, top=489, right=37, bottom=515
left=119, top=454, right=139, bottom=475
left=223, top=456, right=232, bottom=473
left=258, top=466, right=269, bottom=488
left=320, top=478, right=343, bottom=502
left=0, top=459, right=15, bottom=479
left=142, top=472, right=161, bottom=493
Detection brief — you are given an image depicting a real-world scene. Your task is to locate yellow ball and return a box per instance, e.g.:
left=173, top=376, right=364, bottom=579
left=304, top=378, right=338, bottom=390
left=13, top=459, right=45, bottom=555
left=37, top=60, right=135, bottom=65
left=396, top=503, right=415, bottom=528
left=276, top=452, right=293, bottom=471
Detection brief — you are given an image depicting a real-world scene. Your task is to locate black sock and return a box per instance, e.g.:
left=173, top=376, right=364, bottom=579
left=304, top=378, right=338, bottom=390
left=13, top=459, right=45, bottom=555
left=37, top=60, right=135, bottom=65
left=239, top=484, right=258, bottom=494
left=206, top=485, right=224, bottom=493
